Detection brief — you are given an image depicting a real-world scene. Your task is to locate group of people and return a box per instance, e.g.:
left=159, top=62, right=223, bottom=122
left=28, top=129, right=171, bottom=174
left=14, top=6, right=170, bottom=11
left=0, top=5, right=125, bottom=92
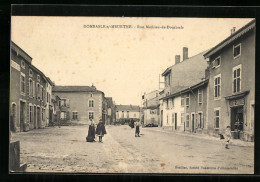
left=86, top=119, right=106, bottom=143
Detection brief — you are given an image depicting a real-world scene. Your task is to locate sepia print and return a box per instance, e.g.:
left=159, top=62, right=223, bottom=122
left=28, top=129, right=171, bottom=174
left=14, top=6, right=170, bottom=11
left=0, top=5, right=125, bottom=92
left=10, top=16, right=255, bottom=174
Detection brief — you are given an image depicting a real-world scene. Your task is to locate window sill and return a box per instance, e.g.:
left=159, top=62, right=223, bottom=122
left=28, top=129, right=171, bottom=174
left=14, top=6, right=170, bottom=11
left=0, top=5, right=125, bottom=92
left=214, top=97, right=221, bottom=101
left=233, top=55, right=241, bottom=59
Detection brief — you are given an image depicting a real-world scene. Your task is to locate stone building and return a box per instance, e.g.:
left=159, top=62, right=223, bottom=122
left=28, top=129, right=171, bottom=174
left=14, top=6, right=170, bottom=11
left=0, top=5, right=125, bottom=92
left=203, top=19, right=255, bottom=141
left=115, top=105, right=140, bottom=124
left=160, top=48, right=208, bottom=131
left=105, top=97, right=116, bottom=125
left=52, top=85, right=106, bottom=124
left=10, top=41, right=53, bottom=132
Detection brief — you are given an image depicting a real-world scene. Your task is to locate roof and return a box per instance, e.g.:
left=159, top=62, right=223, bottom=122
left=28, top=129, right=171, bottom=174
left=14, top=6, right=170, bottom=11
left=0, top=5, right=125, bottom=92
left=52, top=86, right=103, bottom=94
left=204, top=19, right=255, bottom=58
left=115, top=105, right=140, bottom=112
left=162, top=50, right=208, bottom=94
left=160, top=79, right=209, bottom=100
left=11, top=41, right=33, bottom=63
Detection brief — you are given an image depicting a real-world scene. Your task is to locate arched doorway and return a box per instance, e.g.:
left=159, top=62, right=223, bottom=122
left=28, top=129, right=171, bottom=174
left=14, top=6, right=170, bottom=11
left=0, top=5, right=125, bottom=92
left=10, top=103, right=17, bottom=132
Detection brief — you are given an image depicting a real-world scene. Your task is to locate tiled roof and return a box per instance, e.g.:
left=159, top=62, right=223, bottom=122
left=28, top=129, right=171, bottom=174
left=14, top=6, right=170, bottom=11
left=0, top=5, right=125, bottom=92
left=116, top=105, right=140, bottom=111
left=204, top=19, right=255, bottom=58
left=53, top=86, right=103, bottom=93
left=162, top=50, right=208, bottom=95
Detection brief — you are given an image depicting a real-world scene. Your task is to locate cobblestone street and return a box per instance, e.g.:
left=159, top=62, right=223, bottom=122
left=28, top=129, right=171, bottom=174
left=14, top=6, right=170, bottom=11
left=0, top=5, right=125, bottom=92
left=12, top=125, right=254, bottom=174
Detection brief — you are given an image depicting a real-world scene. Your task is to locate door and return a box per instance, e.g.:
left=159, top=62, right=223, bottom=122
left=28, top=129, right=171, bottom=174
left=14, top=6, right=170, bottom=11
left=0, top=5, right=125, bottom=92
left=191, top=113, right=195, bottom=132
left=20, top=101, right=25, bottom=131
left=231, top=106, right=244, bottom=132
left=37, top=107, right=41, bottom=128
left=49, top=107, right=53, bottom=124
left=175, top=113, right=177, bottom=130
left=161, top=110, right=163, bottom=127
left=10, top=104, right=16, bottom=132
left=34, top=106, right=37, bottom=128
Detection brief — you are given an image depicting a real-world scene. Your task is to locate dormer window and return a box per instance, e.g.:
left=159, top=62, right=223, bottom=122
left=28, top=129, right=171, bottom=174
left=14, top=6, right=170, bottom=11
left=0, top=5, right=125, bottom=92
left=21, top=60, right=25, bottom=69
left=29, top=69, right=33, bottom=77
left=233, top=43, right=241, bottom=59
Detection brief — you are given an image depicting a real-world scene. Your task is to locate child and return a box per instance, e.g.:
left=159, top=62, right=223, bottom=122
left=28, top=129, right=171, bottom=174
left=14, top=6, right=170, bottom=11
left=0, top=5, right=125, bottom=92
left=96, top=120, right=107, bottom=143
left=225, top=126, right=232, bottom=149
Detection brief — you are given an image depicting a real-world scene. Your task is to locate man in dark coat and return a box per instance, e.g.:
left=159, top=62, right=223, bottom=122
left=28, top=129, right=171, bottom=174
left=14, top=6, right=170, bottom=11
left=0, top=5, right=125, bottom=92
left=86, top=119, right=96, bottom=142
left=96, top=120, right=107, bottom=142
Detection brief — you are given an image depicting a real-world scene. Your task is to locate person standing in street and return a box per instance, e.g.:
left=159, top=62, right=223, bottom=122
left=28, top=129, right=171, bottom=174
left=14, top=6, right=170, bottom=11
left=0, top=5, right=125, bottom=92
left=135, top=121, right=140, bottom=137
left=96, top=120, right=107, bottom=143
left=225, top=126, right=232, bottom=149
left=86, top=119, right=96, bottom=142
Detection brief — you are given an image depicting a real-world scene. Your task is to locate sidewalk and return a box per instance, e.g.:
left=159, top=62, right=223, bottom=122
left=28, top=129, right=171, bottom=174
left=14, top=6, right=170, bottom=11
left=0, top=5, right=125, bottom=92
left=142, top=126, right=254, bottom=147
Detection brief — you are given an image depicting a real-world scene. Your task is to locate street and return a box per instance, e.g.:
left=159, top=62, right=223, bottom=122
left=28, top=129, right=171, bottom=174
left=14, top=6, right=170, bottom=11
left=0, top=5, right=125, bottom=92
left=12, top=125, right=254, bottom=174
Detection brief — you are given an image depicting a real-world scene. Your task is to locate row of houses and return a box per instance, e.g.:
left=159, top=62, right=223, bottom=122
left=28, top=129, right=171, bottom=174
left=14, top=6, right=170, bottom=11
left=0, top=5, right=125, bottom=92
left=10, top=41, right=118, bottom=132
left=142, top=19, right=255, bottom=142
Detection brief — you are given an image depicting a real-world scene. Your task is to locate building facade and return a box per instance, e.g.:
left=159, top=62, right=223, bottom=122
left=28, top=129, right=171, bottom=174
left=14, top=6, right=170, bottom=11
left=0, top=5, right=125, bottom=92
left=105, top=97, right=116, bottom=125
left=52, top=85, right=106, bottom=124
left=10, top=41, right=52, bottom=132
left=160, top=48, right=208, bottom=131
left=115, top=105, right=140, bottom=124
left=204, top=19, right=255, bottom=141
left=141, top=90, right=160, bottom=127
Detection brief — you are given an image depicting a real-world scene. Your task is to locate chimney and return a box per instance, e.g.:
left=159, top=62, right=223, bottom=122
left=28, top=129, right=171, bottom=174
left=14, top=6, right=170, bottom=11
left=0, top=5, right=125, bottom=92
left=183, top=47, right=188, bottom=61
left=231, top=27, right=236, bottom=35
left=175, top=55, right=180, bottom=64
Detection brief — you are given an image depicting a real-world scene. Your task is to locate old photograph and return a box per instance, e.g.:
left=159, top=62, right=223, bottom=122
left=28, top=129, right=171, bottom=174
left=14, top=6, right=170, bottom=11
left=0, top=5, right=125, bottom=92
left=10, top=16, right=255, bottom=174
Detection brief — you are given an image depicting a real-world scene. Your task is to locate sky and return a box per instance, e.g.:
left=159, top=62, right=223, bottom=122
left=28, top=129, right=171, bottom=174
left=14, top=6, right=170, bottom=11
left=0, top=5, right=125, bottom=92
left=11, top=17, right=253, bottom=105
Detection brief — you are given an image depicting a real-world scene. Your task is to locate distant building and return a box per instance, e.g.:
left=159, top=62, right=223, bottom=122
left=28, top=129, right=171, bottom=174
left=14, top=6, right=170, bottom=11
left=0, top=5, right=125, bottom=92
left=10, top=41, right=53, bottom=132
left=141, top=90, right=160, bottom=126
left=115, top=105, right=140, bottom=123
left=105, top=97, right=115, bottom=125
left=52, top=85, right=106, bottom=124
left=203, top=19, right=255, bottom=141
left=160, top=48, right=208, bottom=131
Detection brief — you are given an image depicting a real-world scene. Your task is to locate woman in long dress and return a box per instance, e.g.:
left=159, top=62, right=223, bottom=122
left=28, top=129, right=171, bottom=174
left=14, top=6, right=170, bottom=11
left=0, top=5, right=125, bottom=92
left=86, top=119, right=96, bottom=142
left=96, top=120, right=106, bottom=143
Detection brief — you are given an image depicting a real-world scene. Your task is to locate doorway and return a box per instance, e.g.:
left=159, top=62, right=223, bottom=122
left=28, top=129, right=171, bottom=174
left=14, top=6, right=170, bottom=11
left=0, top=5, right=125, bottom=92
left=231, top=106, right=244, bottom=132
left=37, top=107, right=41, bottom=128
left=191, top=113, right=195, bottom=132
left=34, top=106, right=37, bottom=128
left=175, top=113, right=177, bottom=130
left=10, top=103, right=17, bottom=132
left=20, top=101, right=25, bottom=132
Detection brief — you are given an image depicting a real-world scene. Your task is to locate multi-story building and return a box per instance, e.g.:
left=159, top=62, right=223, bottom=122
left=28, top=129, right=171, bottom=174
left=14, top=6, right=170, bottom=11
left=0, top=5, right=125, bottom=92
left=45, top=77, right=54, bottom=127
left=160, top=48, right=208, bottom=131
left=115, top=105, right=140, bottom=124
left=141, top=90, right=160, bottom=127
left=10, top=41, right=52, bottom=132
left=203, top=19, right=255, bottom=141
left=52, top=85, right=106, bottom=124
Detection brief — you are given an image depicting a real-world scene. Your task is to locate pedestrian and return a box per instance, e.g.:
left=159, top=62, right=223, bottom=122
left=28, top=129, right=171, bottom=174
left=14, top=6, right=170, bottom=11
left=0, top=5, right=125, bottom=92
left=225, top=126, right=232, bottom=149
left=96, top=120, right=107, bottom=143
left=135, top=121, right=140, bottom=137
left=86, top=119, right=96, bottom=142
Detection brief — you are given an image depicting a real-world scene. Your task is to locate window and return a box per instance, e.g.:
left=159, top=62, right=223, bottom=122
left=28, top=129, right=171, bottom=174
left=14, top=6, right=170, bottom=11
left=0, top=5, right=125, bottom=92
left=89, top=112, right=94, bottom=119
left=42, top=108, right=45, bottom=121
left=20, top=73, right=25, bottom=94
left=33, top=81, right=35, bottom=97
left=60, top=99, right=70, bottom=107
left=186, top=114, right=190, bottom=127
left=186, top=94, right=190, bottom=107
left=233, top=43, right=241, bottom=58
left=181, top=112, right=184, bottom=124
left=29, top=69, right=33, bottom=77
left=61, top=111, right=67, bottom=120
left=172, top=98, right=174, bottom=108
left=47, top=93, right=49, bottom=103
left=37, top=83, right=40, bottom=99
left=166, top=99, right=169, bottom=109
left=116, top=111, right=119, bottom=118
left=21, top=60, right=25, bottom=69
left=198, top=112, right=203, bottom=128
left=29, top=105, right=33, bottom=123
left=29, top=78, right=33, bottom=97
left=127, top=111, right=129, bottom=118
left=37, top=74, right=40, bottom=82
left=212, top=56, right=221, bottom=68
left=214, top=108, right=220, bottom=129
left=41, top=87, right=44, bottom=101
left=72, top=112, right=78, bottom=120
left=90, top=93, right=93, bottom=97
left=198, top=89, right=203, bottom=104
left=89, top=100, right=94, bottom=107
left=214, top=74, right=221, bottom=99
left=181, top=95, right=184, bottom=107
left=233, top=65, right=241, bottom=93
left=169, top=99, right=172, bottom=108
left=167, top=114, right=169, bottom=124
